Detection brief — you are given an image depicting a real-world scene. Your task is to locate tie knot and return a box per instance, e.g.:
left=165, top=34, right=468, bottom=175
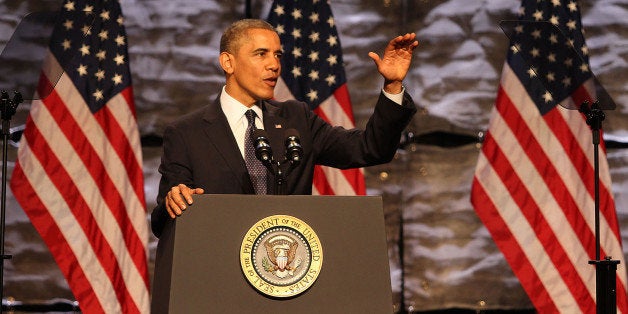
left=245, top=109, right=257, bottom=126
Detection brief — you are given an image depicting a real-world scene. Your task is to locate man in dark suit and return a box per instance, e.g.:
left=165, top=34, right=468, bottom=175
left=151, top=19, right=418, bottom=237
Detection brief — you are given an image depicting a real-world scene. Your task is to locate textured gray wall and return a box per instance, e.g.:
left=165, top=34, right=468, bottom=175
left=0, top=0, right=626, bottom=312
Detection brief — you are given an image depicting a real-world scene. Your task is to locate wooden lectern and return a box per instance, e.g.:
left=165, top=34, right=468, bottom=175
left=151, top=194, right=393, bottom=313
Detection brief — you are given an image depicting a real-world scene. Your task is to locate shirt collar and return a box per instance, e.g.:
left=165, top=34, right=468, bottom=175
left=220, top=86, right=263, bottom=126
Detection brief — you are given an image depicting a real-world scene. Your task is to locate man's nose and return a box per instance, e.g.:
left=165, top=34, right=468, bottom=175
left=267, top=57, right=280, bottom=71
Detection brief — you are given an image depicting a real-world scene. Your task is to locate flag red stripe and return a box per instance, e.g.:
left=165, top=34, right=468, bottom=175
left=19, top=112, right=140, bottom=313
left=482, top=130, right=595, bottom=311
left=11, top=165, right=107, bottom=314
left=39, top=77, right=150, bottom=290
left=119, top=87, right=147, bottom=205
left=312, top=107, right=331, bottom=125
left=312, top=165, right=335, bottom=194
left=542, top=108, right=620, bottom=255
left=471, top=176, right=560, bottom=313
left=498, top=88, right=599, bottom=260
left=340, top=168, right=366, bottom=194
left=94, top=100, right=145, bottom=209
left=332, top=84, right=356, bottom=125
left=121, top=86, right=139, bottom=118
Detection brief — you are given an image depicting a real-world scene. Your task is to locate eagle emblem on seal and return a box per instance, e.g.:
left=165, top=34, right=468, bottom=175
left=262, top=234, right=302, bottom=278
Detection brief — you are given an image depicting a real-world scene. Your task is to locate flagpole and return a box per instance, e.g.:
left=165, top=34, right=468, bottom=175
left=0, top=91, right=20, bottom=302
left=581, top=101, right=619, bottom=314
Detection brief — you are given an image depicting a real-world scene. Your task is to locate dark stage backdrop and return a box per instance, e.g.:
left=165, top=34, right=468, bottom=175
left=0, top=0, right=626, bottom=312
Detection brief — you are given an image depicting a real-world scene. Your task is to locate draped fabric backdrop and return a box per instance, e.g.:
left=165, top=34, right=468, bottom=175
left=0, top=0, right=627, bottom=312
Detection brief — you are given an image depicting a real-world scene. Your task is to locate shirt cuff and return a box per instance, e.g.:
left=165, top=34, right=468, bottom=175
left=382, top=86, right=405, bottom=105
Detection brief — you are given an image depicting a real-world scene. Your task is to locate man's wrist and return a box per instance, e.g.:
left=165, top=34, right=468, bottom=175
left=383, top=81, right=403, bottom=94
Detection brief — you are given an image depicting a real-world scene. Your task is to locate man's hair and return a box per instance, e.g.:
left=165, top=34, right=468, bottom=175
left=220, top=19, right=277, bottom=54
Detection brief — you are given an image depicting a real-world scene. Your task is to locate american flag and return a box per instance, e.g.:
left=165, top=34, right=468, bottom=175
left=10, top=0, right=150, bottom=312
left=267, top=0, right=366, bottom=195
left=471, top=0, right=627, bottom=312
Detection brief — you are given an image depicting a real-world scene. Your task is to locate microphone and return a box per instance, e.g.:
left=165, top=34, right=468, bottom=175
left=252, top=129, right=273, bottom=165
left=284, top=128, right=303, bottom=164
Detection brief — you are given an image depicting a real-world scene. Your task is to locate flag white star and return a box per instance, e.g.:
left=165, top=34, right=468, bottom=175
left=327, top=35, right=338, bottom=47
left=93, top=89, right=104, bottom=101
left=82, top=25, right=91, bottom=35
left=562, top=77, right=572, bottom=87
left=64, top=1, right=75, bottom=11
left=77, top=64, right=88, bottom=76
left=309, top=32, right=320, bottom=43
left=325, top=74, right=336, bottom=86
left=79, top=44, right=90, bottom=56
left=112, top=73, right=123, bottom=85
left=292, top=47, right=302, bottom=58
left=327, top=54, right=338, bottom=66
left=99, top=30, right=109, bottom=41
left=100, top=10, right=110, bottom=20
left=292, top=67, right=302, bottom=78
left=306, top=89, right=318, bottom=101
left=274, top=5, right=285, bottom=16
left=275, top=24, right=285, bottom=35
left=533, top=10, right=543, bottom=21
left=114, top=54, right=125, bottom=65
left=63, top=19, right=73, bottom=30
left=327, top=16, right=335, bottom=27
left=531, top=29, right=541, bottom=39
left=61, top=39, right=71, bottom=50
left=530, top=47, right=540, bottom=58
left=95, top=69, right=105, bottom=81
left=96, top=50, right=106, bottom=60
left=291, top=28, right=301, bottom=39
left=549, top=15, right=559, bottom=25
left=115, top=35, right=125, bottom=46
left=564, top=58, right=573, bottom=67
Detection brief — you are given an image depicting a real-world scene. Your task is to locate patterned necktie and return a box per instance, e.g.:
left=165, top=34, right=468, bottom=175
left=244, top=109, right=267, bottom=194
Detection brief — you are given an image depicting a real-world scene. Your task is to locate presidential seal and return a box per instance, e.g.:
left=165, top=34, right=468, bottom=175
left=240, top=215, right=323, bottom=298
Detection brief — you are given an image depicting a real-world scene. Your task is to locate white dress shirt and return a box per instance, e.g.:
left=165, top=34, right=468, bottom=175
left=220, top=87, right=264, bottom=159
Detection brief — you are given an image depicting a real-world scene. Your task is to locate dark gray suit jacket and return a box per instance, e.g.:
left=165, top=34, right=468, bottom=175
left=151, top=91, right=416, bottom=237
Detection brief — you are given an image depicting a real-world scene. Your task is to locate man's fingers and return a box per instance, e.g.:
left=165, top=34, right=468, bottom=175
left=368, top=51, right=381, bottom=66
left=165, top=185, right=205, bottom=219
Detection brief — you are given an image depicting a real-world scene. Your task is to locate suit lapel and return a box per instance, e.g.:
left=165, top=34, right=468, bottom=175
left=202, top=96, right=255, bottom=193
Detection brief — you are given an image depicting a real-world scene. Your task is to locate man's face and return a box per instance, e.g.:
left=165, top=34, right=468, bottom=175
left=225, top=28, right=282, bottom=106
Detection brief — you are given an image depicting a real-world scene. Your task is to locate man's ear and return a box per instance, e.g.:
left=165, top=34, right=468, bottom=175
left=219, top=52, right=234, bottom=74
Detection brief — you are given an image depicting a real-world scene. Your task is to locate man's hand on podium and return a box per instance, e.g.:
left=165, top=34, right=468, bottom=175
left=165, top=184, right=205, bottom=218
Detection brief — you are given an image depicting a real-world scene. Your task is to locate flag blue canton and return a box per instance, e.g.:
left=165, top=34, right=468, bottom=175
left=506, top=0, right=592, bottom=115
left=267, top=0, right=347, bottom=109
left=49, top=0, right=131, bottom=113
